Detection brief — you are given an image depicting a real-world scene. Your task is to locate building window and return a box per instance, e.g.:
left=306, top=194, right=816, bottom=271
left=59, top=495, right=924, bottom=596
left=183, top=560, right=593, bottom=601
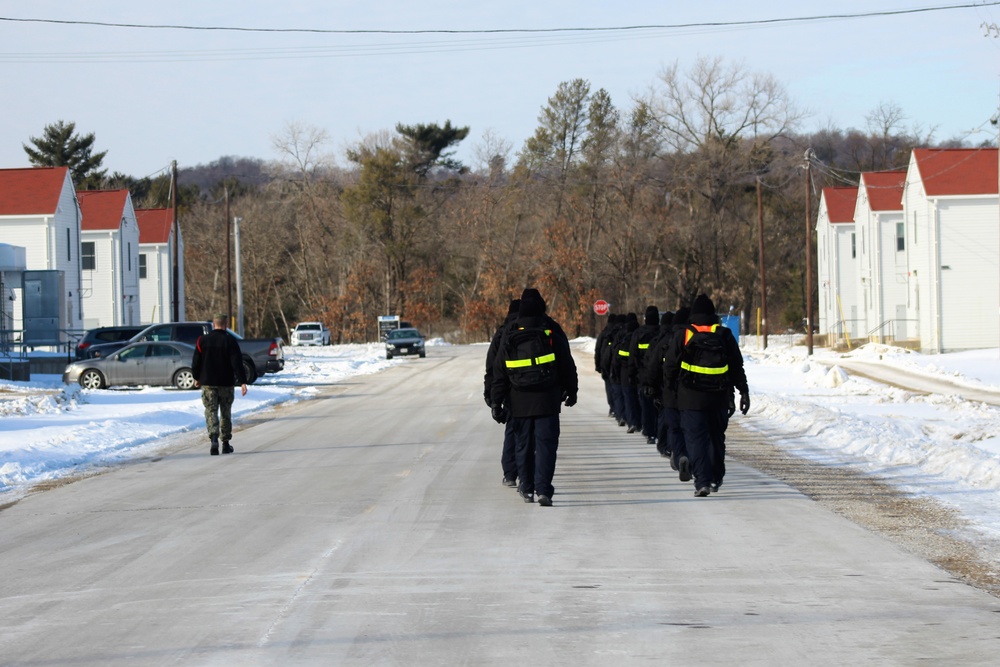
left=128, top=242, right=132, bottom=271
left=139, top=254, right=147, bottom=279
left=81, top=241, right=96, bottom=271
left=896, top=222, right=905, bottom=252
left=851, top=233, right=856, bottom=259
left=66, top=228, right=71, bottom=260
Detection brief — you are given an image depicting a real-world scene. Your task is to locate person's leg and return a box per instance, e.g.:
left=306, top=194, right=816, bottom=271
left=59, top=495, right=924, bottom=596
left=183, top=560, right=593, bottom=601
left=639, top=393, right=657, bottom=440
left=656, top=405, right=671, bottom=459
left=218, top=386, right=235, bottom=443
left=665, top=406, right=687, bottom=472
left=708, top=406, right=728, bottom=489
left=680, top=409, right=713, bottom=493
left=202, top=386, right=220, bottom=439
left=533, top=414, right=561, bottom=502
left=501, top=420, right=517, bottom=484
left=512, top=417, right=535, bottom=501
left=623, top=384, right=639, bottom=432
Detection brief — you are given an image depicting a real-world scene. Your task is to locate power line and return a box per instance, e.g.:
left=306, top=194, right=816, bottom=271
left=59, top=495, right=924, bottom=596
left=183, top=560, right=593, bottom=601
left=1, top=2, right=997, bottom=35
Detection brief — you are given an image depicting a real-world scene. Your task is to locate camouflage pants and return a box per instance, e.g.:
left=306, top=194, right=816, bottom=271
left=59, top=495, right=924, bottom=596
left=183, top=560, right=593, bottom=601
left=202, top=386, right=236, bottom=441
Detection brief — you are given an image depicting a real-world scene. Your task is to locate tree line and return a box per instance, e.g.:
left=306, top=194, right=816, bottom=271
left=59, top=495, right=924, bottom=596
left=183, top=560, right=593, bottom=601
left=26, top=57, right=981, bottom=343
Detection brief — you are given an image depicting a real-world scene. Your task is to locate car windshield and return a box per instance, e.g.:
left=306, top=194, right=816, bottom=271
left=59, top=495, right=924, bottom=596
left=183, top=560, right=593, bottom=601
left=387, top=329, right=420, bottom=340
left=297, top=324, right=322, bottom=331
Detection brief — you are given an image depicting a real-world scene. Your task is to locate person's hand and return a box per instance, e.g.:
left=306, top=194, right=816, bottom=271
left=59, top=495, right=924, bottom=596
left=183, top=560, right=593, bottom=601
left=739, top=391, right=750, bottom=415
left=563, top=392, right=577, bottom=407
left=484, top=394, right=493, bottom=408
left=653, top=398, right=663, bottom=411
left=194, top=380, right=200, bottom=389
left=241, top=383, right=248, bottom=397
left=491, top=403, right=508, bottom=424
left=641, top=385, right=656, bottom=398
left=727, top=395, right=736, bottom=418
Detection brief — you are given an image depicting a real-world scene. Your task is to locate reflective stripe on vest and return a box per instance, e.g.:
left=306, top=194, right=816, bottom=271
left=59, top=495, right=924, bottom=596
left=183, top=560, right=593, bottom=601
left=637, top=343, right=650, bottom=350
left=681, top=324, right=729, bottom=376
left=618, top=349, right=629, bottom=357
left=504, top=329, right=555, bottom=369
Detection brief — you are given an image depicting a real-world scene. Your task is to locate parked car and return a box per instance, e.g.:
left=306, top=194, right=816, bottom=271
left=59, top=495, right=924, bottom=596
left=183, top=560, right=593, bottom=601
left=384, top=327, right=425, bottom=359
left=291, top=322, right=331, bottom=346
left=63, top=341, right=198, bottom=390
left=74, top=326, right=145, bottom=360
left=83, top=322, right=284, bottom=384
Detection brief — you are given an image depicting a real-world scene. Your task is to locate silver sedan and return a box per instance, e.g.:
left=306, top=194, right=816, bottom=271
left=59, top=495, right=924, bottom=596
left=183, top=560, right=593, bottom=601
left=62, top=341, right=198, bottom=390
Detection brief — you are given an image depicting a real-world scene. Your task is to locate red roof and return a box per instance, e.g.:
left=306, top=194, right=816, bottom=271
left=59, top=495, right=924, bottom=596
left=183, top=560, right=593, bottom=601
left=77, top=189, right=129, bottom=231
left=136, top=208, right=174, bottom=244
left=912, top=148, right=998, bottom=197
left=860, top=171, right=905, bottom=211
left=821, top=187, right=858, bottom=224
left=0, top=167, right=71, bottom=216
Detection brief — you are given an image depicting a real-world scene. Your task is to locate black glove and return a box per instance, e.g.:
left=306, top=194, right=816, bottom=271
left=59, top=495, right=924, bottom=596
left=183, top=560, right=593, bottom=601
left=484, top=393, right=493, bottom=408
left=641, top=385, right=656, bottom=398
left=563, top=392, right=577, bottom=407
left=727, top=395, right=736, bottom=419
left=739, top=392, right=750, bottom=415
left=491, top=403, right=509, bottom=424
left=653, top=398, right=663, bottom=411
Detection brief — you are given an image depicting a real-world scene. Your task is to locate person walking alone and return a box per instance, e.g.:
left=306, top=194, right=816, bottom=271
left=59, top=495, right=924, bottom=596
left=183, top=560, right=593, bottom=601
left=192, top=315, right=248, bottom=455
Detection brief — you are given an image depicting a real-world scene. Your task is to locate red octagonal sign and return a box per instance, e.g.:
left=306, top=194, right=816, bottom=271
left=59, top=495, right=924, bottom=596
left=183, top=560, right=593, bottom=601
left=593, top=299, right=610, bottom=316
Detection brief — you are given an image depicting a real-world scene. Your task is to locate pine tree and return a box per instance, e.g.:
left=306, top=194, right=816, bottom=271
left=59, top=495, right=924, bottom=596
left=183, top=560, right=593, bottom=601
left=23, top=120, right=108, bottom=188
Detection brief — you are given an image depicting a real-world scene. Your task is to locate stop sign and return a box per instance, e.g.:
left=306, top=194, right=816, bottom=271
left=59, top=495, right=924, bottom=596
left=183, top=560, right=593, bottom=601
left=593, top=299, right=610, bottom=316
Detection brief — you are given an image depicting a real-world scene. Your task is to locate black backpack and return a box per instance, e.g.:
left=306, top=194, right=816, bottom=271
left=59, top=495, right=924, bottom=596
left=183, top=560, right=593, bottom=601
left=679, top=324, right=730, bottom=391
left=501, top=325, right=557, bottom=389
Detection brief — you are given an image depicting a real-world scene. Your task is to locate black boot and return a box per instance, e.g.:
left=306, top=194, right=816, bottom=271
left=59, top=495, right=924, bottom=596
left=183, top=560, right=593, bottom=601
left=210, top=437, right=219, bottom=456
left=222, top=441, right=234, bottom=454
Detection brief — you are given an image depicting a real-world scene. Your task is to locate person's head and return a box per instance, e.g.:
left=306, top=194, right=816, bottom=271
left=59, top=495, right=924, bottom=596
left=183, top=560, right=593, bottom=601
left=674, top=306, right=691, bottom=326
left=212, top=314, right=228, bottom=330
left=690, top=294, right=716, bottom=317
left=520, top=288, right=546, bottom=314
left=644, top=305, right=659, bottom=326
left=518, top=293, right=545, bottom=318
left=507, top=299, right=521, bottom=315
left=660, top=311, right=674, bottom=327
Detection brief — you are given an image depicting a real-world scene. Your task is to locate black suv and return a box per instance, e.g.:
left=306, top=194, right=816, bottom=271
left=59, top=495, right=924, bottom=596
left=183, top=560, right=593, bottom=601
left=75, top=326, right=145, bottom=360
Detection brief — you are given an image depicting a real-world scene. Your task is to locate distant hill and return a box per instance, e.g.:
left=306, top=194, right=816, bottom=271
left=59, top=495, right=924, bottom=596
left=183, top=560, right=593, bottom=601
left=177, top=156, right=273, bottom=197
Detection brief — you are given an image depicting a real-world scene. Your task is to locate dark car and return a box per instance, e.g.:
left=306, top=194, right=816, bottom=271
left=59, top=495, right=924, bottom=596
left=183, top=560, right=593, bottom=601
left=75, top=326, right=145, bottom=360
left=385, top=327, right=425, bottom=359
left=63, top=341, right=198, bottom=390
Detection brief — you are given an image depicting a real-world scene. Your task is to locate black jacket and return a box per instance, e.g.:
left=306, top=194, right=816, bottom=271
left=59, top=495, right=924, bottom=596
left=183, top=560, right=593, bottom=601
left=663, top=313, right=747, bottom=411
left=484, top=311, right=519, bottom=405
left=627, top=323, right=660, bottom=386
left=192, top=329, right=247, bottom=387
left=491, top=314, right=578, bottom=418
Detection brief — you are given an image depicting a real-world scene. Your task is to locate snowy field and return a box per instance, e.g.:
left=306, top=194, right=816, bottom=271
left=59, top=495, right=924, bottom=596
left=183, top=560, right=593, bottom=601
left=4, top=335, right=1000, bottom=564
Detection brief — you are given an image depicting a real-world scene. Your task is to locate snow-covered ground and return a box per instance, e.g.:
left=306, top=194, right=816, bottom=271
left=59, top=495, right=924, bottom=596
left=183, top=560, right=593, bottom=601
left=4, top=336, right=1000, bottom=563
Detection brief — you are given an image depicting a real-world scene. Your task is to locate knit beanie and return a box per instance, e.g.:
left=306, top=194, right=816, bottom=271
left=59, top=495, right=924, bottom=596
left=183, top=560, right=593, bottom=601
left=644, top=306, right=659, bottom=326
left=691, top=294, right=716, bottom=316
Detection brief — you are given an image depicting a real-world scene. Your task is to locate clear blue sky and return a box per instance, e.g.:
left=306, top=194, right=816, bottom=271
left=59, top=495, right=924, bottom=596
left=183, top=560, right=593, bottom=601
left=1, top=1, right=998, bottom=179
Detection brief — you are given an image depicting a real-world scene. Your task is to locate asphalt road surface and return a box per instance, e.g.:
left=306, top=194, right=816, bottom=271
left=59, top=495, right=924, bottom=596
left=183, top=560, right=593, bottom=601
left=1, top=344, right=998, bottom=666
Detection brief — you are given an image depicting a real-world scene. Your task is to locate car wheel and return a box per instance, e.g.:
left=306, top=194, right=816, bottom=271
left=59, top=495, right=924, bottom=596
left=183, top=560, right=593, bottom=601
left=173, top=368, right=196, bottom=390
left=386, top=352, right=393, bottom=360
left=242, top=357, right=258, bottom=385
left=419, top=350, right=426, bottom=358
left=79, top=369, right=106, bottom=390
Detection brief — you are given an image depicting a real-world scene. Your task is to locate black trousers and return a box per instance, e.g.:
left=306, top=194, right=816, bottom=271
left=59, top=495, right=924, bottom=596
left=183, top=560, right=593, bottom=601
left=639, top=392, right=658, bottom=438
left=511, top=414, right=560, bottom=498
left=680, top=407, right=728, bottom=489
left=501, top=420, right=517, bottom=481
left=663, top=406, right=686, bottom=461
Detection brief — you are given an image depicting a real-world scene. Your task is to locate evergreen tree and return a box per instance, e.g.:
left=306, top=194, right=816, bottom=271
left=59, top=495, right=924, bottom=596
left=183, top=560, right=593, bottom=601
left=23, top=120, right=108, bottom=188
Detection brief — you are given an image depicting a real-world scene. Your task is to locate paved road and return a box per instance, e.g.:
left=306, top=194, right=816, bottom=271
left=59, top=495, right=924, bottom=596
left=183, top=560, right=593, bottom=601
left=1, top=345, right=998, bottom=666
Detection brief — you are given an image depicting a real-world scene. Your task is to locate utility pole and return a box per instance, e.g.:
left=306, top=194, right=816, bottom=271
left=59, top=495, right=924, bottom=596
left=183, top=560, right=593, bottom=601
left=225, top=187, right=232, bottom=326
left=805, top=149, right=814, bottom=355
left=170, top=160, right=179, bottom=322
left=234, top=216, right=244, bottom=337
left=757, top=176, right=768, bottom=350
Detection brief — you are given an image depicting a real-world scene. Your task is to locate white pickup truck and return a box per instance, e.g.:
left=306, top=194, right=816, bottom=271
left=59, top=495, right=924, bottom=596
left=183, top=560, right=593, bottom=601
left=291, top=322, right=331, bottom=346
